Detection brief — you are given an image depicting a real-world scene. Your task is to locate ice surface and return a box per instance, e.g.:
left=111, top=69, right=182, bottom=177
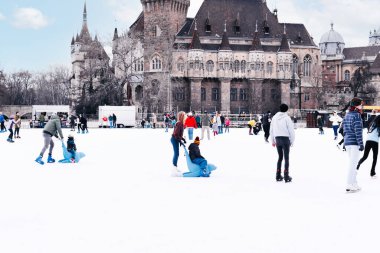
left=0, top=127, right=379, bottom=253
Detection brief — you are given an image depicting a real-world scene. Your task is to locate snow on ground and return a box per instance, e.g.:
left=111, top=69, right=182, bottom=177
left=0, top=127, right=379, bottom=253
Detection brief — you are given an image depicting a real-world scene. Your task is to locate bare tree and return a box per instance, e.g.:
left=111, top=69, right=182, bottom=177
left=350, top=61, right=372, bottom=97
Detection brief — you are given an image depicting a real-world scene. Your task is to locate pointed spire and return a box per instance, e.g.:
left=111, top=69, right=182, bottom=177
left=250, top=20, right=262, bottom=51
left=75, top=33, right=80, bottom=43
left=83, top=1, right=87, bottom=23
left=331, top=22, right=334, bottom=31
left=189, top=19, right=202, bottom=50
left=220, top=21, right=231, bottom=50
left=71, top=36, right=75, bottom=45
left=283, top=23, right=286, bottom=34
left=94, top=34, right=98, bottom=41
left=279, top=29, right=291, bottom=52
left=113, top=27, right=119, bottom=41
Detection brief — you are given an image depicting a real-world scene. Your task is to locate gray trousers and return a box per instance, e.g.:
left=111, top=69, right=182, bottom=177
left=201, top=126, right=210, bottom=140
left=40, top=133, right=54, bottom=157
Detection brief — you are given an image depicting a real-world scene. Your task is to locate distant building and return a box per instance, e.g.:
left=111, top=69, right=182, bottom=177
left=320, top=23, right=380, bottom=107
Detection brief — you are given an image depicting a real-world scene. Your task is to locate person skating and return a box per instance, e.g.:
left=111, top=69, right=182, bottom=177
left=6, top=115, right=16, bottom=143
left=262, top=111, right=271, bottom=142
left=80, top=115, right=88, bottom=133
left=77, top=115, right=82, bottom=133
left=112, top=113, right=117, bottom=128
left=248, top=119, right=256, bottom=135
left=184, top=112, right=197, bottom=140
left=171, top=111, right=186, bottom=176
left=343, top=97, right=364, bottom=193
left=183, top=137, right=211, bottom=177
left=224, top=117, right=231, bottom=133
left=14, top=113, right=21, bottom=138
left=270, top=104, right=295, bottom=183
left=356, top=115, right=380, bottom=178
left=200, top=111, right=211, bottom=140
left=66, top=134, right=77, bottom=163
left=69, top=114, right=76, bottom=131
left=0, top=112, right=6, bottom=132
left=336, top=120, right=346, bottom=151
left=317, top=115, right=324, bottom=135
left=329, top=111, right=342, bottom=140
left=35, top=114, right=64, bottom=165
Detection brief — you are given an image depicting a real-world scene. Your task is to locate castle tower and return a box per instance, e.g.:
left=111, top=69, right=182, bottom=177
left=140, top=0, right=190, bottom=112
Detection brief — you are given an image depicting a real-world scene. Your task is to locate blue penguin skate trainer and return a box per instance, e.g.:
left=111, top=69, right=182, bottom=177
left=35, top=156, right=44, bottom=165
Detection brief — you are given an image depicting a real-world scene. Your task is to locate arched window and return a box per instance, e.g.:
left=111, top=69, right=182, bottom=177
left=135, top=85, right=143, bottom=100
left=266, top=61, right=273, bottom=75
left=303, top=55, right=312, bottom=77
left=284, top=60, right=290, bottom=72
left=255, top=60, right=261, bottom=71
left=344, top=70, right=351, bottom=81
left=292, top=54, right=299, bottom=74
left=224, top=58, right=229, bottom=70
left=177, top=58, right=185, bottom=72
left=151, top=55, right=162, bottom=70
left=279, top=61, right=284, bottom=72
left=234, top=60, right=240, bottom=72
left=206, top=60, right=214, bottom=72
left=241, top=60, right=246, bottom=73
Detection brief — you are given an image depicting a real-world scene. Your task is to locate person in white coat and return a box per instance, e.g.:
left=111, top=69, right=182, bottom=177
left=270, top=104, right=295, bottom=183
left=329, top=111, right=343, bottom=140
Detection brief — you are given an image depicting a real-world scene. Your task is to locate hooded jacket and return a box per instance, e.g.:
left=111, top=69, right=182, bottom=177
left=270, top=112, right=295, bottom=145
left=342, top=111, right=363, bottom=146
left=43, top=115, right=63, bottom=139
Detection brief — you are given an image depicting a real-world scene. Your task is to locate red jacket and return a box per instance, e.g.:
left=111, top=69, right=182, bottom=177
left=185, top=116, right=197, bottom=128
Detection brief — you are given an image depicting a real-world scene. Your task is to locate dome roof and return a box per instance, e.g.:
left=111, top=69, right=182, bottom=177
left=320, top=23, right=344, bottom=44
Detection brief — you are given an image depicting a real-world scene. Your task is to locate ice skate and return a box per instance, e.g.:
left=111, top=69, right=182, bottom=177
left=371, top=171, right=377, bottom=178
left=171, top=166, right=182, bottom=177
left=284, top=171, right=292, bottom=183
left=35, top=156, right=44, bottom=165
left=346, top=184, right=361, bottom=193
left=276, top=170, right=283, bottom=182
left=7, top=138, right=14, bottom=143
left=336, top=144, right=341, bottom=150
left=47, top=155, right=55, bottom=163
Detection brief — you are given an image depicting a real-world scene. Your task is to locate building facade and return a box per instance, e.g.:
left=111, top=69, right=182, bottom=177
left=320, top=23, right=380, bottom=107
left=74, top=0, right=321, bottom=114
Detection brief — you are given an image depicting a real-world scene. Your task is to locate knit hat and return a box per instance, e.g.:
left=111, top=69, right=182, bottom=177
left=194, top=136, right=200, bottom=145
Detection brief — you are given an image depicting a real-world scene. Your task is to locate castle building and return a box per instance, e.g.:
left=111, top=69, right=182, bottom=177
left=70, top=2, right=110, bottom=108
left=319, top=23, right=380, bottom=106
left=110, top=0, right=321, bottom=114
left=74, top=0, right=321, bottom=114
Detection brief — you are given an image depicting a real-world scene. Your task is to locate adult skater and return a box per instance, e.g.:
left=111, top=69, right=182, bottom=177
left=317, top=115, right=324, bottom=135
left=14, top=113, right=21, bottom=138
left=112, top=113, right=117, bottom=128
left=356, top=115, right=380, bottom=178
left=108, top=114, right=113, bottom=128
left=184, top=112, right=197, bottom=140
left=69, top=114, right=76, bottom=131
left=0, top=112, right=6, bottom=132
left=77, top=114, right=82, bottom=133
left=6, top=115, right=16, bottom=143
left=200, top=111, right=211, bottom=140
left=80, top=115, right=88, bottom=133
left=270, top=104, right=295, bottom=183
left=343, top=97, right=364, bottom=193
left=262, top=111, right=272, bottom=142
left=248, top=119, right=256, bottom=135
left=35, top=114, right=64, bottom=165
left=329, top=111, right=342, bottom=140
left=171, top=111, right=186, bottom=176
left=151, top=113, right=157, bottom=129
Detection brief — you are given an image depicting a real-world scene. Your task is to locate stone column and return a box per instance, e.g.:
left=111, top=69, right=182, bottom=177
left=190, top=78, right=202, bottom=112
left=281, top=80, right=291, bottom=106
left=220, top=78, right=231, bottom=113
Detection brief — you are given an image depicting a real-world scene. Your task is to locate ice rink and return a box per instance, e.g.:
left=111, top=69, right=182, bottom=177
left=0, top=127, right=379, bottom=253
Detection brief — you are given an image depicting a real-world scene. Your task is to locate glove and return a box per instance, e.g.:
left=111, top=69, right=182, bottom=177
left=182, top=138, right=187, bottom=144
left=359, top=145, right=364, bottom=151
left=179, top=141, right=184, bottom=147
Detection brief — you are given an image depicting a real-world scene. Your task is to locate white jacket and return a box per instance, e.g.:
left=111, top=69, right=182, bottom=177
left=270, top=112, right=295, bottom=145
left=329, top=114, right=342, bottom=126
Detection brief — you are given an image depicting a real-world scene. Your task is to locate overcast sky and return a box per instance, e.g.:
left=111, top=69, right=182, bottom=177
left=0, top=0, right=379, bottom=72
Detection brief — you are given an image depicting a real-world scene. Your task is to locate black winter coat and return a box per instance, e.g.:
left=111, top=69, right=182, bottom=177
left=188, top=143, right=204, bottom=161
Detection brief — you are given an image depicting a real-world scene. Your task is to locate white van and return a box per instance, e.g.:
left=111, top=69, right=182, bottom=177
left=32, top=105, right=71, bottom=128
left=98, top=106, right=136, bottom=128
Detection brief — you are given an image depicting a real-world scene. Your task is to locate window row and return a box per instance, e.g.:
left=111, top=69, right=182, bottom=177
left=177, top=54, right=314, bottom=76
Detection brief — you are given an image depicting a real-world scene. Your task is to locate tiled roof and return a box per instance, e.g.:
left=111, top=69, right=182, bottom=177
left=343, top=46, right=380, bottom=60
left=130, top=12, right=144, bottom=34
left=371, top=54, right=380, bottom=73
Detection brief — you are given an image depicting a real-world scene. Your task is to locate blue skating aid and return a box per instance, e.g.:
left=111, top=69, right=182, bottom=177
left=58, top=141, right=85, bottom=163
left=182, top=145, right=217, bottom=177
